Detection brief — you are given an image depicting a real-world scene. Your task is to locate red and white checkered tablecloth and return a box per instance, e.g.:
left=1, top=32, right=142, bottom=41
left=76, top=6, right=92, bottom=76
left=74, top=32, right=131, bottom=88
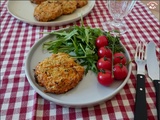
left=1, top=0, right=160, bottom=120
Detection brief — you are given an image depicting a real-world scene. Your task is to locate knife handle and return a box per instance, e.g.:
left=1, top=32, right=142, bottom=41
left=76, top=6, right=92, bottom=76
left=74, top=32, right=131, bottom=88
left=153, top=80, right=160, bottom=120
left=134, top=74, right=147, bottom=120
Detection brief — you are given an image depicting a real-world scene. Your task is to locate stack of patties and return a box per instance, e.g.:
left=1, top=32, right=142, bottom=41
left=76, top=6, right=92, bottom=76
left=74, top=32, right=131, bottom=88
left=34, top=53, right=84, bottom=94
left=33, top=0, right=88, bottom=22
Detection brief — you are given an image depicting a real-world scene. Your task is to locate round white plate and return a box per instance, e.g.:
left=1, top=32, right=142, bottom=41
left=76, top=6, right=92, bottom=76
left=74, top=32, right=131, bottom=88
left=7, top=0, right=95, bottom=26
left=25, top=28, right=132, bottom=108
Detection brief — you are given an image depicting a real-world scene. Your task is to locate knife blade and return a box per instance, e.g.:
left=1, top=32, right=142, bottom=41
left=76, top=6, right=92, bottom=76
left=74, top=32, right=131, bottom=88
left=146, top=41, right=160, bottom=120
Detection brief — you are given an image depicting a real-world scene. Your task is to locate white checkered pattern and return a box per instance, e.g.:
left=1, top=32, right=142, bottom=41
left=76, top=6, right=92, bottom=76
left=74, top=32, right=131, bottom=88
left=1, top=0, right=159, bottom=120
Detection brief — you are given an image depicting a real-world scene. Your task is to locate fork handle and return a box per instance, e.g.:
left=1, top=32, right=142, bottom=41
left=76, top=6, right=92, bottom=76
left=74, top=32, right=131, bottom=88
left=134, top=74, right=147, bottom=120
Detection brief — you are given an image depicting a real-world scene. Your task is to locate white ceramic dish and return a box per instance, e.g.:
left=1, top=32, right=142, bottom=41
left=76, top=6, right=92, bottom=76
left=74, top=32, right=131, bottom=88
left=25, top=28, right=132, bottom=108
left=7, top=0, right=95, bottom=26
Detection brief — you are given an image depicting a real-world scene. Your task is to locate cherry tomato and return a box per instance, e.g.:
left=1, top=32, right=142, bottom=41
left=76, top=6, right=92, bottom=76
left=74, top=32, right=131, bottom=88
left=113, top=63, right=128, bottom=80
left=98, top=46, right=112, bottom=59
left=95, top=35, right=108, bottom=49
left=114, top=52, right=127, bottom=65
left=97, top=70, right=113, bottom=86
left=97, top=56, right=112, bottom=70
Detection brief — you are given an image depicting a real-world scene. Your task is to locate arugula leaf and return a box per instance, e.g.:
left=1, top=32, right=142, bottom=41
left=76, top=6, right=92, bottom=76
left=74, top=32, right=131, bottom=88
left=104, top=32, right=124, bottom=53
left=43, top=25, right=102, bottom=74
left=42, top=25, right=124, bottom=74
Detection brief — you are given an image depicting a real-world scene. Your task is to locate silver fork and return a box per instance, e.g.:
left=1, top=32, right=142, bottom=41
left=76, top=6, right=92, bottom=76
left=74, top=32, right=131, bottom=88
left=134, top=42, right=147, bottom=120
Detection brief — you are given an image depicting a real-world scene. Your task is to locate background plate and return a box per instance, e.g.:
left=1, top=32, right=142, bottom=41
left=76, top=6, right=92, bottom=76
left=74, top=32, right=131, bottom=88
left=25, top=28, right=132, bottom=108
left=7, top=0, right=95, bottom=26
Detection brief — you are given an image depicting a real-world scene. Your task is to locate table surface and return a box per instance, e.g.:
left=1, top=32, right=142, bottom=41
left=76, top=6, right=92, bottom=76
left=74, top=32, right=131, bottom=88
left=1, top=0, right=160, bottom=120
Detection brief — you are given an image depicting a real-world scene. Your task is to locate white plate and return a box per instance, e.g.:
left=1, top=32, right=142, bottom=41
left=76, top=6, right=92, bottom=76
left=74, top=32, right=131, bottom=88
left=7, top=0, right=95, bottom=26
left=25, top=28, right=132, bottom=108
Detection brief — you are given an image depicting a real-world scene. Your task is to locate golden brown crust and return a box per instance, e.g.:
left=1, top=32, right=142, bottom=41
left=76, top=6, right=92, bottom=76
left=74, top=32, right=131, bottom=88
left=30, top=0, right=47, bottom=4
left=34, top=53, right=84, bottom=94
left=59, top=0, right=77, bottom=15
left=34, top=1, right=63, bottom=22
left=76, top=0, right=88, bottom=8
left=33, top=0, right=88, bottom=22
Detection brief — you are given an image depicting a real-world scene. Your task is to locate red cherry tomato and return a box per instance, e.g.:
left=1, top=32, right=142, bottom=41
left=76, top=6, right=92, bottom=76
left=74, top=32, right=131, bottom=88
left=98, top=46, right=112, bottom=59
left=95, top=35, right=108, bottom=49
left=97, top=70, right=113, bottom=86
left=113, top=63, right=128, bottom=80
left=114, top=52, right=127, bottom=65
left=97, top=56, right=112, bottom=70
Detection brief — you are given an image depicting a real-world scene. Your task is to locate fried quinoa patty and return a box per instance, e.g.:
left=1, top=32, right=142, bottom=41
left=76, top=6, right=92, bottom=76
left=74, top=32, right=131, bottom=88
left=30, top=0, right=47, bottom=4
left=34, top=0, right=63, bottom=22
left=76, top=0, right=88, bottom=8
left=58, top=0, right=77, bottom=15
left=34, top=53, right=84, bottom=94
left=33, top=0, right=88, bottom=22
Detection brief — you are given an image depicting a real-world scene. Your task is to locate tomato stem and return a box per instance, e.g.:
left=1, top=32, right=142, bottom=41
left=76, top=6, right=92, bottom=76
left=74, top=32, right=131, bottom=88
left=100, top=69, right=106, bottom=73
left=111, top=37, right=116, bottom=78
left=125, top=59, right=133, bottom=66
left=119, top=63, right=123, bottom=68
left=104, top=56, right=107, bottom=61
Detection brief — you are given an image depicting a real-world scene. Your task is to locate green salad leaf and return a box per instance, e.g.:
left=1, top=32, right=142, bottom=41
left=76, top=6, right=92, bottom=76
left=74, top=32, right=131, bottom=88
left=43, top=25, right=103, bottom=74
left=43, top=25, right=124, bottom=74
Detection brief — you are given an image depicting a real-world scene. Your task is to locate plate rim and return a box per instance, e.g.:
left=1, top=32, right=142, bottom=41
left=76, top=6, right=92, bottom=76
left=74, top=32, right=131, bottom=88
left=7, top=0, right=95, bottom=26
left=25, top=28, right=132, bottom=108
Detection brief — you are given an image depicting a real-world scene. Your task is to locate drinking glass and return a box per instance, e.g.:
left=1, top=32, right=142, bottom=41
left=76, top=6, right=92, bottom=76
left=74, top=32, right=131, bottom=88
left=103, top=0, right=136, bottom=35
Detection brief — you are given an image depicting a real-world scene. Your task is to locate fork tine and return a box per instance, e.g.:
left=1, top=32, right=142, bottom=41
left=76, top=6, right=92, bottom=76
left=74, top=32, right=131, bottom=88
left=141, top=42, right=144, bottom=59
left=135, top=41, right=140, bottom=59
left=139, top=41, right=142, bottom=59
left=144, top=43, right=147, bottom=60
left=141, top=42, right=146, bottom=60
left=135, top=41, right=146, bottom=60
left=138, top=41, right=141, bottom=59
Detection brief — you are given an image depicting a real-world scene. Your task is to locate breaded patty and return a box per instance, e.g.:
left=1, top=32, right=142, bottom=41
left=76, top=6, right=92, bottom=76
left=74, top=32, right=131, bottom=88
left=30, top=0, right=47, bottom=4
left=34, top=53, right=84, bottom=94
left=34, top=0, right=63, bottom=22
left=59, top=0, right=77, bottom=15
left=76, top=0, right=88, bottom=8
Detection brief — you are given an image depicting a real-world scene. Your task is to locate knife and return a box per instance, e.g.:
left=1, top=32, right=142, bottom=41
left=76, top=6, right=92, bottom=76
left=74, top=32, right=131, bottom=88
left=146, top=41, right=160, bottom=120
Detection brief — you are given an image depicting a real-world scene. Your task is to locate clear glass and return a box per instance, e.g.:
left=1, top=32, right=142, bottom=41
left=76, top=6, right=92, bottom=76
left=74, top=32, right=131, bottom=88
left=103, top=0, right=136, bottom=35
